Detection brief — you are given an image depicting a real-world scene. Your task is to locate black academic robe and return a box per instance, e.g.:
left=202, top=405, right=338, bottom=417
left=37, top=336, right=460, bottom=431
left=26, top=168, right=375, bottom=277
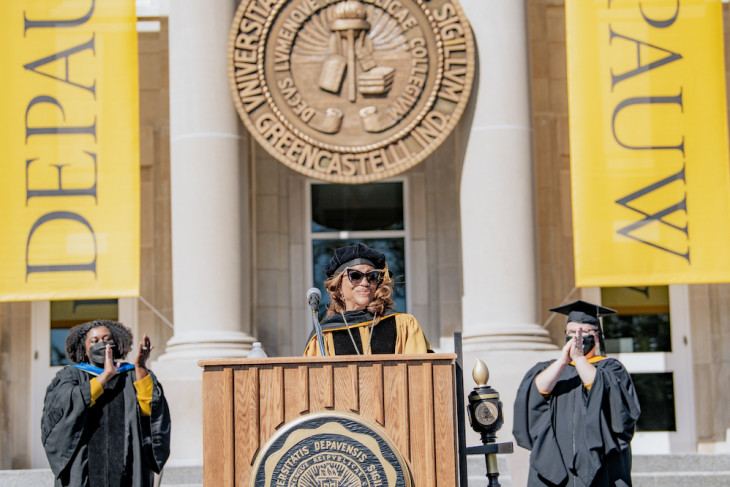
left=513, top=357, right=641, bottom=487
left=41, top=365, right=171, bottom=487
left=303, top=309, right=432, bottom=355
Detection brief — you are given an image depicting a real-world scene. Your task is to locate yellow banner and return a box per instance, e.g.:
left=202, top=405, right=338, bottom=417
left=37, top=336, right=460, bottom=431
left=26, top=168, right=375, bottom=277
left=0, top=0, right=140, bottom=301
left=566, top=0, right=730, bottom=286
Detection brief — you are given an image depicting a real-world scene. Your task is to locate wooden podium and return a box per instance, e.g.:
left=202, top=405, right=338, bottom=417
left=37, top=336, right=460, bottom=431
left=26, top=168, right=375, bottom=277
left=199, top=354, right=459, bottom=486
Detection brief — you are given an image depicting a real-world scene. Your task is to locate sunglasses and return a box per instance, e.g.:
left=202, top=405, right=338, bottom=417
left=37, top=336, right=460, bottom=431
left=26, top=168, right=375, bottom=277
left=346, top=268, right=383, bottom=286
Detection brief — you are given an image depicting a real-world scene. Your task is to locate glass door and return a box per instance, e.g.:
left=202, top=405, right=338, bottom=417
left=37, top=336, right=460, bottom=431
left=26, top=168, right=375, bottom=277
left=601, top=285, right=695, bottom=453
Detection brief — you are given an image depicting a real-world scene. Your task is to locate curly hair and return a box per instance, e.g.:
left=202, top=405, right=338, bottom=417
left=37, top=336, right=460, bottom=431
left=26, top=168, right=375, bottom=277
left=65, top=319, right=134, bottom=364
left=324, top=264, right=395, bottom=317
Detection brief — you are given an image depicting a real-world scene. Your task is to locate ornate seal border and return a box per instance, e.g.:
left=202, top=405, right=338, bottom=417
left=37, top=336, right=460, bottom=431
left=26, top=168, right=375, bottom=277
left=228, top=0, right=475, bottom=183
left=250, top=411, right=414, bottom=487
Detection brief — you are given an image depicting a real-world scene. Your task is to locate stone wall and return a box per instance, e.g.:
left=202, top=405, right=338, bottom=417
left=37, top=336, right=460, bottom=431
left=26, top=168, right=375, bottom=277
left=138, top=19, right=174, bottom=361
left=0, top=303, right=31, bottom=469
left=690, top=3, right=730, bottom=446
left=691, top=283, right=730, bottom=445
left=527, top=0, right=578, bottom=344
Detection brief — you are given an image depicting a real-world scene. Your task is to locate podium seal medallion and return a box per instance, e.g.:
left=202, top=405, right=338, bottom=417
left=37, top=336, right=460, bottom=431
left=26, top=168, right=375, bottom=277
left=251, top=412, right=413, bottom=486
left=229, top=0, right=474, bottom=183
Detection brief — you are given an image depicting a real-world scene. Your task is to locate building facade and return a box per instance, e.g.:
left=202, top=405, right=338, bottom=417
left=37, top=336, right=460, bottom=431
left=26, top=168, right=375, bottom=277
left=2, top=0, right=730, bottom=484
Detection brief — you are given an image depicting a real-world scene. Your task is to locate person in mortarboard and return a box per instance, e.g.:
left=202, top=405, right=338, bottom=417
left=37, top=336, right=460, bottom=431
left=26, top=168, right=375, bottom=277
left=513, top=300, right=641, bottom=487
left=303, top=242, right=433, bottom=355
left=41, top=320, right=171, bottom=487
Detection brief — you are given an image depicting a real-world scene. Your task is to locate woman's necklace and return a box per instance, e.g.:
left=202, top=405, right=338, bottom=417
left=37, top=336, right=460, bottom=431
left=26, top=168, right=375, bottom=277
left=341, top=312, right=379, bottom=355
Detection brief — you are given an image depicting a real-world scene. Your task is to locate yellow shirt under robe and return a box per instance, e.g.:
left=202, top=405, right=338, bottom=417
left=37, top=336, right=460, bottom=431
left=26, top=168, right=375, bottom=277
left=90, top=373, right=153, bottom=416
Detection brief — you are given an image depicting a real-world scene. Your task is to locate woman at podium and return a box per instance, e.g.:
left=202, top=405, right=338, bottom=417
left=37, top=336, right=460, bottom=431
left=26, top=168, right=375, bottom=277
left=304, top=242, right=432, bottom=355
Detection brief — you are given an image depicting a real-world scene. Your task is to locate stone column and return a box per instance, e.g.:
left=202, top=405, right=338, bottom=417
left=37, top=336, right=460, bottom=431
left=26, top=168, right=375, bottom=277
left=458, top=2, right=556, bottom=485
left=153, top=0, right=255, bottom=464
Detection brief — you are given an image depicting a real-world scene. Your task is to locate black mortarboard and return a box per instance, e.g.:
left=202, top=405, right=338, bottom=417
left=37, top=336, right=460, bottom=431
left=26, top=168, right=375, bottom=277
left=324, top=243, right=387, bottom=278
left=549, top=300, right=616, bottom=326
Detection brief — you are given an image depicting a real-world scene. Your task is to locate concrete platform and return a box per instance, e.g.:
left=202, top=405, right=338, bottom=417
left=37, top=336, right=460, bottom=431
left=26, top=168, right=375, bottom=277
left=632, top=453, right=730, bottom=487
left=0, top=465, right=203, bottom=487
left=0, top=460, right=509, bottom=486
left=3, top=454, right=730, bottom=486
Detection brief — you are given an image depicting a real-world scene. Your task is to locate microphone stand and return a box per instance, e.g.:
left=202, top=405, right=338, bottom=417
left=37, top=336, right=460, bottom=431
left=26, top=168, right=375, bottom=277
left=311, top=307, right=327, bottom=356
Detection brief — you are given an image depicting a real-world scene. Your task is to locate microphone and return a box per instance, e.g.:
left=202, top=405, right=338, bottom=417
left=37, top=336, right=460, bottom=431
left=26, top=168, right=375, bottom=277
left=306, top=288, right=326, bottom=356
left=307, top=287, right=321, bottom=312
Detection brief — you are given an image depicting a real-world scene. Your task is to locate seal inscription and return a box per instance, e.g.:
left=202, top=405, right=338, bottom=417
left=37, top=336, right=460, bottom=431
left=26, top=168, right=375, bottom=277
left=251, top=412, right=413, bottom=486
left=229, top=0, right=474, bottom=183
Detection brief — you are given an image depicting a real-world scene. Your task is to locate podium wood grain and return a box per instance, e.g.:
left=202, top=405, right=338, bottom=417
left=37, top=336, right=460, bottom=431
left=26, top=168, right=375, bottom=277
left=200, top=354, right=459, bottom=486
left=202, top=367, right=234, bottom=487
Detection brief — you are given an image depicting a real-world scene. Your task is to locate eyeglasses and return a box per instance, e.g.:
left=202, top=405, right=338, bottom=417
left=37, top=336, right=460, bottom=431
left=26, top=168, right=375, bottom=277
left=565, top=328, right=599, bottom=338
left=346, top=268, right=383, bottom=286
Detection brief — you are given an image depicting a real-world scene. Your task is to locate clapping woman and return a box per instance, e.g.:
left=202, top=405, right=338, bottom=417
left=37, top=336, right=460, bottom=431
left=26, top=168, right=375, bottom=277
left=41, top=320, right=171, bottom=487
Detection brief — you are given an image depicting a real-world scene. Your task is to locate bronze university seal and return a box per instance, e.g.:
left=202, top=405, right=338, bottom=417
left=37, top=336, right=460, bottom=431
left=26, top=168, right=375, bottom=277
left=251, top=412, right=413, bottom=486
left=229, top=0, right=474, bottom=183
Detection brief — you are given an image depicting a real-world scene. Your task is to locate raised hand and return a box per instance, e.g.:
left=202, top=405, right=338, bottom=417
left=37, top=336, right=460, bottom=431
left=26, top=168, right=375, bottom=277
left=97, top=344, right=120, bottom=386
left=560, top=337, right=573, bottom=365
left=569, top=328, right=585, bottom=361
left=570, top=328, right=597, bottom=386
left=134, top=334, right=153, bottom=381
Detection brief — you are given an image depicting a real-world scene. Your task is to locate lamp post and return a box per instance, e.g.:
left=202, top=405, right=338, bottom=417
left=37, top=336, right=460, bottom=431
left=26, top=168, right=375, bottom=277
left=466, top=359, right=513, bottom=486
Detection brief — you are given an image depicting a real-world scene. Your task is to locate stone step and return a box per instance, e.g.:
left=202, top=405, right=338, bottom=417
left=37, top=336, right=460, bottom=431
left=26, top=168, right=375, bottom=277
left=0, top=469, right=53, bottom=487
left=632, top=453, right=730, bottom=473
left=5, top=456, right=730, bottom=487
left=631, top=454, right=730, bottom=487
left=158, top=464, right=203, bottom=486
left=633, top=471, right=730, bottom=487
left=0, top=465, right=203, bottom=487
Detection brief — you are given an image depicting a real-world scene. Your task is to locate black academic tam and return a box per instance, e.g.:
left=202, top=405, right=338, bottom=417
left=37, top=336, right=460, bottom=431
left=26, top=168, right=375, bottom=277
left=550, top=299, right=617, bottom=327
